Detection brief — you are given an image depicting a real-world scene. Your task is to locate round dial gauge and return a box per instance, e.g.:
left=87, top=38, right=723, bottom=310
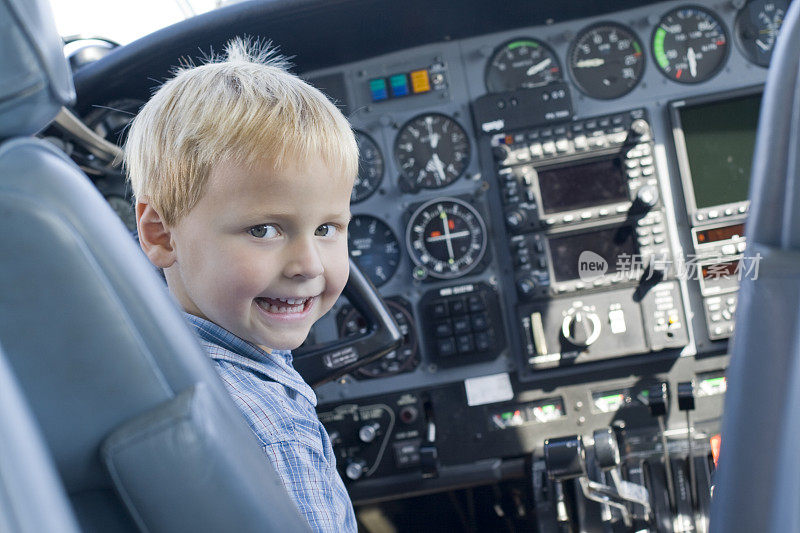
left=568, top=23, right=645, bottom=99
left=347, top=215, right=400, bottom=287
left=485, top=38, right=562, bottom=93
left=351, top=132, right=384, bottom=203
left=394, top=113, right=470, bottom=190
left=339, top=298, right=418, bottom=379
left=405, top=198, right=486, bottom=279
left=735, top=0, right=789, bottom=67
left=652, top=7, right=729, bottom=83
left=106, top=195, right=137, bottom=232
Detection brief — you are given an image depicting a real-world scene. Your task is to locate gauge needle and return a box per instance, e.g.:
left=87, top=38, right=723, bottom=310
left=439, top=209, right=455, bottom=263
left=425, top=117, right=440, bottom=149
left=427, top=153, right=446, bottom=185
left=755, top=39, right=770, bottom=51
left=688, top=47, right=697, bottom=78
left=526, top=57, right=552, bottom=76
left=575, top=58, right=605, bottom=68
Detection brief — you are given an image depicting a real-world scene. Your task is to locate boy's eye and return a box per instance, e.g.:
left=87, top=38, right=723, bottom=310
left=248, top=224, right=279, bottom=239
left=315, top=224, right=337, bottom=237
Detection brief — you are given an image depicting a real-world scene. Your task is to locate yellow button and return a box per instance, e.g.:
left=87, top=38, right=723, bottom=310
left=410, top=69, right=431, bottom=93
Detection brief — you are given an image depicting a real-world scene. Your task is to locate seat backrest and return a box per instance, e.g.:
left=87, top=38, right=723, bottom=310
left=710, top=1, right=800, bottom=532
left=0, top=0, right=309, bottom=531
left=0, top=341, right=81, bottom=533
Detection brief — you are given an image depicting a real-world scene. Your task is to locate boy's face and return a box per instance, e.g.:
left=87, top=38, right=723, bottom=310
left=165, top=156, right=353, bottom=350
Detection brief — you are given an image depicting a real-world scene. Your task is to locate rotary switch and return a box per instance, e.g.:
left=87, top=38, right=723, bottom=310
left=561, top=306, right=602, bottom=347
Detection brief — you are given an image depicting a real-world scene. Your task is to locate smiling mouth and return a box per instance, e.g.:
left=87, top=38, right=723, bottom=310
left=255, top=296, right=314, bottom=314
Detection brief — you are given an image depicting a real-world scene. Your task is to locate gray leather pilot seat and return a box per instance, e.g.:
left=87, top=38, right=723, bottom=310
left=710, top=1, right=800, bottom=531
left=0, top=0, right=309, bottom=531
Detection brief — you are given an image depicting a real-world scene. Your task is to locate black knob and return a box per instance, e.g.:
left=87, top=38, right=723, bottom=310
left=493, top=144, right=511, bottom=161
left=516, top=277, right=537, bottom=298
left=544, top=435, right=586, bottom=481
left=561, top=309, right=601, bottom=347
left=648, top=383, right=669, bottom=417
left=505, top=210, right=526, bottom=229
left=593, top=428, right=621, bottom=470
left=677, top=381, right=695, bottom=411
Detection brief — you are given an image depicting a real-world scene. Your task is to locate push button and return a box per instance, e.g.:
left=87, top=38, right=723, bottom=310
left=453, top=317, right=471, bottom=334
left=456, top=334, right=475, bottom=354
left=475, top=332, right=491, bottom=352
left=468, top=295, right=485, bottom=312
left=449, top=298, right=467, bottom=315
left=437, top=337, right=456, bottom=357
left=435, top=321, right=452, bottom=338
left=432, top=302, right=448, bottom=318
left=471, top=313, right=489, bottom=331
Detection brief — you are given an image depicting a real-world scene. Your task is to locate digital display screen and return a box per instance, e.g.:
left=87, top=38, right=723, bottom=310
left=537, top=156, right=629, bottom=214
left=678, top=93, right=761, bottom=209
left=548, top=225, right=638, bottom=282
left=702, top=260, right=740, bottom=279
left=696, top=223, right=745, bottom=244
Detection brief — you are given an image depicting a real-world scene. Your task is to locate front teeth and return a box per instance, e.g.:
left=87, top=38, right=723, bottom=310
left=278, top=297, right=306, bottom=305
left=257, top=296, right=311, bottom=314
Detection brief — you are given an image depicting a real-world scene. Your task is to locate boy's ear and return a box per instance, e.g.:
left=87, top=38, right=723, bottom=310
left=136, top=200, right=177, bottom=269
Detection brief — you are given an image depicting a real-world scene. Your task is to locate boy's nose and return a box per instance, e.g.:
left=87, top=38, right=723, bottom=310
left=283, top=237, right=325, bottom=279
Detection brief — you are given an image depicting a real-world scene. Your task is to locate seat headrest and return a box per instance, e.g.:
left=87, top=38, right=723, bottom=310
left=0, top=0, right=75, bottom=139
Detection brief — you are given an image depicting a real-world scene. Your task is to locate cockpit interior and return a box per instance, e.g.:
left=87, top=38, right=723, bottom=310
left=2, top=0, right=800, bottom=531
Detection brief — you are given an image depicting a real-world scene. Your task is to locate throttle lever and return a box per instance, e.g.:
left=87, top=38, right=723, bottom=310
left=648, top=382, right=676, bottom=511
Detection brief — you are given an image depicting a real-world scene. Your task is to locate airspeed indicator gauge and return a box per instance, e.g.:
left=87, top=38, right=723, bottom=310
left=652, top=7, right=729, bottom=83
left=405, top=198, right=486, bottom=279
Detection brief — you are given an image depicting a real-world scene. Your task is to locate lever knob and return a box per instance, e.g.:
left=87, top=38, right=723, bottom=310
left=648, top=383, right=669, bottom=417
left=544, top=435, right=586, bottom=481
left=593, top=428, right=621, bottom=470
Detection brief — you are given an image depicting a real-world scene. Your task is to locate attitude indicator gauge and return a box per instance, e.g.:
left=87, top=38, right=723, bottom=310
left=394, top=113, right=470, bottom=191
left=347, top=215, right=400, bottom=287
left=406, top=198, right=486, bottom=280
left=652, top=7, right=729, bottom=83
left=485, top=38, right=562, bottom=93
left=735, top=0, right=788, bottom=67
left=568, top=23, right=645, bottom=100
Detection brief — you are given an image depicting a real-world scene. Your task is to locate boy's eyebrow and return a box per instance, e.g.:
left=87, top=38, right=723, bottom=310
left=243, top=210, right=352, bottom=222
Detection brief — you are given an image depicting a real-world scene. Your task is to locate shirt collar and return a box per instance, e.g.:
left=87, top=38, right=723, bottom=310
left=184, top=313, right=317, bottom=406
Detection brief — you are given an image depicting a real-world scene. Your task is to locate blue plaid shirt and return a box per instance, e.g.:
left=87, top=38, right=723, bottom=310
left=185, top=314, right=357, bottom=533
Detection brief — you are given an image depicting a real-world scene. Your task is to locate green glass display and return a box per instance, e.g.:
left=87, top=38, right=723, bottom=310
left=679, top=94, right=761, bottom=209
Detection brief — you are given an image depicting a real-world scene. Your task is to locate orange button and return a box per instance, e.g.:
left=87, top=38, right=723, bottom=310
left=710, top=434, right=721, bottom=468
left=410, top=69, right=431, bottom=93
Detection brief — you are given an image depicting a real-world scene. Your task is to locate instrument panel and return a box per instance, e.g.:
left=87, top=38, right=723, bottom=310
left=81, top=0, right=781, bottom=505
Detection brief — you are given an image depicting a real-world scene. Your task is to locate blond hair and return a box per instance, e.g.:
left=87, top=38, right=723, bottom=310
left=125, top=37, right=358, bottom=226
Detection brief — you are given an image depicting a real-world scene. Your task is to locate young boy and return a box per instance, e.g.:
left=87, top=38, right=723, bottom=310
left=124, top=38, right=358, bottom=532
